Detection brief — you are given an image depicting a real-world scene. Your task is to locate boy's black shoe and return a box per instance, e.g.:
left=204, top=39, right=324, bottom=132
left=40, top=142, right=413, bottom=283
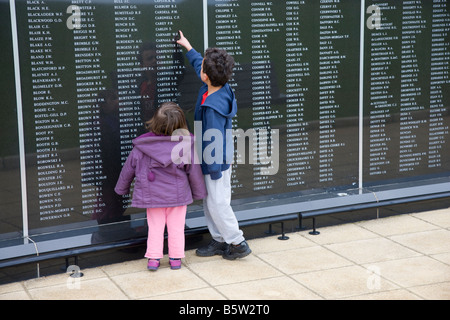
left=222, top=241, right=252, bottom=260
left=196, top=239, right=228, bottom=257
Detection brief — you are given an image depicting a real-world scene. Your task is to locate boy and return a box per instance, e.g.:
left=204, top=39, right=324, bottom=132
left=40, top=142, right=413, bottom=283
left=177, top=31, right=251, bottom=260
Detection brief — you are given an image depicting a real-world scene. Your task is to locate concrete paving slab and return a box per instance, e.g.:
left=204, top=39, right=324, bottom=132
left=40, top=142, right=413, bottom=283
left=187, top=254, right=282, bottom=286
left=110, top=267, right=208, bottom=299
left=1, top=211, right=449, bottom=300
left=28, top=278, right=128, bottom=300
left=412, top=208, right=450, bottom=228
left=216, top=276, right=322, bottom=300
left=362, top=256, right=450, bottom=288
left=389, top=229, right=450, bottom=255
left=356, top=214, right=439, bottom=236
left=325, top=237, right=421, bottom=264
left=258, top=246, right=353, bottom=275
left=291, top=265, right=399, bottom=299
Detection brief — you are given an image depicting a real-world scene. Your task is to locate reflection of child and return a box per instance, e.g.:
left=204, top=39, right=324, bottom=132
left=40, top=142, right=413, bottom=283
left=137, top=42, right=158, bottom=124
left=115, top=102, right=207, bottom=271
left=177, top=31, right=251, bottom=260
left=136, top=42, right=186, bottom=129
left=92, top=89, right=127, bottom=226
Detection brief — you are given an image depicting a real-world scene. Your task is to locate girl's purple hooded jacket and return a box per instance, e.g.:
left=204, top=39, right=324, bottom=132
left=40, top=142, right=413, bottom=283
left=114, top=132, right=207, bottom=208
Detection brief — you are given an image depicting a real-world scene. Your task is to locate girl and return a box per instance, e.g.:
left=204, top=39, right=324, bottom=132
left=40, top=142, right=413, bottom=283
left=115, top=102, right=207, bottom=271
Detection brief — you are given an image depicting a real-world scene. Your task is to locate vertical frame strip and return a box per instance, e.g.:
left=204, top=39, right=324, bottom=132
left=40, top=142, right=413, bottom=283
left=9, top=0, right=29, bottom=242
left=203, top=0, right=208, bottom=50
left=359, top=0, right=366, bottom=192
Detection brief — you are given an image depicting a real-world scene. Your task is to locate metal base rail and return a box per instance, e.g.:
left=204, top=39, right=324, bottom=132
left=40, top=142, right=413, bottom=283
left=1, top=191, right=449, bottom=275
left=0, top=237, right=147, bottom=270
left=297, top=191, right=450, bottom=236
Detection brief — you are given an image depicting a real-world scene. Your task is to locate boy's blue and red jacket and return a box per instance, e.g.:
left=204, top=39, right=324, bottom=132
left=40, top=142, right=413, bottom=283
left=186, top=48, right=238, bottom=180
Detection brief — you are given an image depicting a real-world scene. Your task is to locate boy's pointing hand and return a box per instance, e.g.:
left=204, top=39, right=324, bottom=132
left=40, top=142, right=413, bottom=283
left=176, top=30, right=193, bottom=52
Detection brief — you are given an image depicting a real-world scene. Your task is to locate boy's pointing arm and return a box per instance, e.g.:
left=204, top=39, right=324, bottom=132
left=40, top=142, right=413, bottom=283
left=176, top=30, right=193, bottom=52
left=177, top=30, right=203, bottom=79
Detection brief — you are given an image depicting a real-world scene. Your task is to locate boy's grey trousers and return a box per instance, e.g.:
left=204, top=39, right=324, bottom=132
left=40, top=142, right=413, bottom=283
left=203, top=167, right=245, bottom=245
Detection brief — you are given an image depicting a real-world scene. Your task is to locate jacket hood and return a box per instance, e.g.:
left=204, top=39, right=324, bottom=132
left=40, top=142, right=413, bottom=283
left=202, top=84, right=237, bottom=119
left=132, top=133, right=193, bottom=167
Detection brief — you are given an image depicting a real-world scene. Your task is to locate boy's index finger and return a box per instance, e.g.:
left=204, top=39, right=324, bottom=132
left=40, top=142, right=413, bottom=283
left=174, top=30, right=181, bottom=41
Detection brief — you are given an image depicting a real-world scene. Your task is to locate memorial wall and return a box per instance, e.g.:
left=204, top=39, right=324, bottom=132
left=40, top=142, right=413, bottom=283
left=1, top=0, right=449, bottom=261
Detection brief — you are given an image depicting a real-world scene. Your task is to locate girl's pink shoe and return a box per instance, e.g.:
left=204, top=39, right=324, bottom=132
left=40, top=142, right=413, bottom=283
left=147, top=259, right=160, bottom=271
left=169, top=258, right=182, bottom=270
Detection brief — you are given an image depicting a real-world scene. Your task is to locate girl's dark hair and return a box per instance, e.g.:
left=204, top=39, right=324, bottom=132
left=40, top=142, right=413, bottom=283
left=146, top=102, right=188, bottom=136
left=202, top=48, right=235, bottom=87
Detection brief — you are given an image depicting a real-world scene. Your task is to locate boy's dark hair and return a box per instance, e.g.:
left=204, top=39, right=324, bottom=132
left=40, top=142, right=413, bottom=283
left=146, top=102, right=188, bottom=136
left=203, top=48, right=235, bottom=87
